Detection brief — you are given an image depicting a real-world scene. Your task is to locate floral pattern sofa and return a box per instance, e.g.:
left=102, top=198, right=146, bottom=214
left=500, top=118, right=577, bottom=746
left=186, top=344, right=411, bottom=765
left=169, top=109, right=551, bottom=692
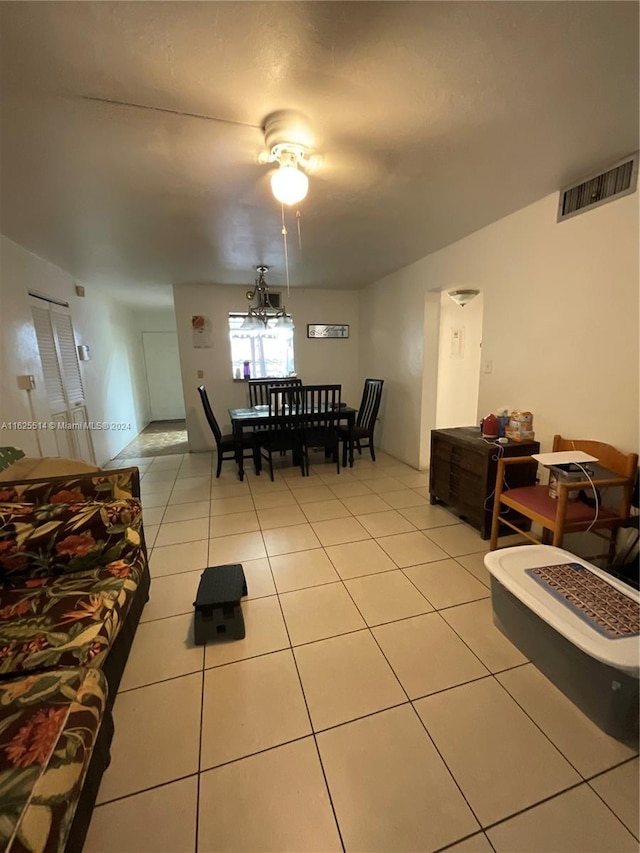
left=0, top=468, right=151, bottom=852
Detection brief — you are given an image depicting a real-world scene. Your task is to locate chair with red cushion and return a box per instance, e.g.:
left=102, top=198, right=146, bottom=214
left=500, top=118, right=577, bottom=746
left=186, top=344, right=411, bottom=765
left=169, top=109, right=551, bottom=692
left=489, top=434, right=638, bottom=564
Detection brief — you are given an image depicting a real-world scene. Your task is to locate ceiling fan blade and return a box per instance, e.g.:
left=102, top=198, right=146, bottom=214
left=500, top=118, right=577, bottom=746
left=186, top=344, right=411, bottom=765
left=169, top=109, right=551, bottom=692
left=312, top=147, right=389, bottom=194
left=78, top=95, right=262, bottom=130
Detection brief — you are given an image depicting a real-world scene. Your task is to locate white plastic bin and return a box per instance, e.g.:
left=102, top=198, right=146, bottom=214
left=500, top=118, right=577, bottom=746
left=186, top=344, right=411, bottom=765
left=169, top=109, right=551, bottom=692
left=484, top=545, right=639, bottom=744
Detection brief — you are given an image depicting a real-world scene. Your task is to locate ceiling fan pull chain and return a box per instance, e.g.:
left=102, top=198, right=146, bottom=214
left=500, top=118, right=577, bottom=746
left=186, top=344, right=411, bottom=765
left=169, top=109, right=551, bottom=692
left=281, top=203, right=290, bottom=295
left=296, top=209, right=303, bottom=255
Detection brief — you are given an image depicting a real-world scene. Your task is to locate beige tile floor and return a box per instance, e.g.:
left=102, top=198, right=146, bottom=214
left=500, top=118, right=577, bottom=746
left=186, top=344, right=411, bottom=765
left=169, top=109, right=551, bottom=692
left=86, top=450, right=640, bottom=852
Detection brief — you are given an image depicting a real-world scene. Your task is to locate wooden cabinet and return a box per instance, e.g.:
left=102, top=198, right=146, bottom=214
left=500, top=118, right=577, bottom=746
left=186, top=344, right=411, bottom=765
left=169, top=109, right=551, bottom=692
left=429, top=427, right=540, bottom=539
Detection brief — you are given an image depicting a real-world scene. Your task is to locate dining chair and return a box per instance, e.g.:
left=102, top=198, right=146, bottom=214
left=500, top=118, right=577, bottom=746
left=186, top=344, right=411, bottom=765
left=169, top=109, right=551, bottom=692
left=489, top=434, right=639, bottom=564
left=254, top=387, right=308, bottom=481
left=248, top=377, right=302, bottom=408
left=301, top=384, right=342, bottom=473
left=338, top=378, right=384, bottom=467
left=197, top=385, right=257, bottom=478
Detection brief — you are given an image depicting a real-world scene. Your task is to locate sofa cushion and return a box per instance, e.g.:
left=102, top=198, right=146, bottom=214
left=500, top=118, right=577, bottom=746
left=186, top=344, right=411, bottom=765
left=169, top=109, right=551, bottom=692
left=0, top=561, right=144, bottom=676
left=0, top=467, right=140, bottom=506
left=0, top=667, right=107, bottom=853
left=0, top=499, right=144, bottom=583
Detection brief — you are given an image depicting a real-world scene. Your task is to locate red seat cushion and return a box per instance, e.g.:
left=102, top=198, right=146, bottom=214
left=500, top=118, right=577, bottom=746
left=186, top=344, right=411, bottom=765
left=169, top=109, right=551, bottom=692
left=502, top=485, right=619, bottom=524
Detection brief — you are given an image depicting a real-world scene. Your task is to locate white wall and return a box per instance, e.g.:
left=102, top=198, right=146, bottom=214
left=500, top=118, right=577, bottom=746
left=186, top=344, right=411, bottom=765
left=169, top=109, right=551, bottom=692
left=435, top=291, right=483, bottom=429
left=131, top=307, right=182, bottom=422
left=173, top=284, right=360, bottom=451
left=358, top=262, right=434, bottom=468
left=132, top=308, right=178, bottom=334
left=360, top=191, right=639, bottom=468
left=0, top=236, right=149, bottom=464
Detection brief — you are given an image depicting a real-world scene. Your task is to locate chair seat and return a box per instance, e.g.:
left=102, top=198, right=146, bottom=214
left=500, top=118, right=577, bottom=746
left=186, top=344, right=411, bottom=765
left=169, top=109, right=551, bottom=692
left=502, top=485, right=620, bottom=525
left=337, top=424, right=370, bottom=440
left=219, top=433, right=254, bottom=451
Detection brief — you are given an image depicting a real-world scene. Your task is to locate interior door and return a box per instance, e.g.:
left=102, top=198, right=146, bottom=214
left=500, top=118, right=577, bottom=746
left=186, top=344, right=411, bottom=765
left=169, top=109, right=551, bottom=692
left=31, top=299, right=96, bottom=463
left=142, top=332, right=186, bottom=421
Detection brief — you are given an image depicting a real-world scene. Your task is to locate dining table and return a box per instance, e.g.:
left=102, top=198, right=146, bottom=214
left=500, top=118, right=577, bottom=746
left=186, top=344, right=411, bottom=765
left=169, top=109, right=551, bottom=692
left=228, top=404, right=357, bottom=481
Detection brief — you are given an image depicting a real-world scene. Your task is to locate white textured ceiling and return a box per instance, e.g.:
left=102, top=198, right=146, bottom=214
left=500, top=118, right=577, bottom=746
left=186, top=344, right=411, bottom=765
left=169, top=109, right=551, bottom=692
left=1, top=2, right=638, bottom=301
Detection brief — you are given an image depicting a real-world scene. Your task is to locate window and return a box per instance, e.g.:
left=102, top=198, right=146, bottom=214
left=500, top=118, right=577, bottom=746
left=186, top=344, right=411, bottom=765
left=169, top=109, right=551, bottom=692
left=228, top=314, right=295, bottom=379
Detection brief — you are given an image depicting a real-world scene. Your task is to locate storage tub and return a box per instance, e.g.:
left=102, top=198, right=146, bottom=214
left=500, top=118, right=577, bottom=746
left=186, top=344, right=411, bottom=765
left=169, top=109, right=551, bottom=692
left=484, top=545, right=639, bottom=744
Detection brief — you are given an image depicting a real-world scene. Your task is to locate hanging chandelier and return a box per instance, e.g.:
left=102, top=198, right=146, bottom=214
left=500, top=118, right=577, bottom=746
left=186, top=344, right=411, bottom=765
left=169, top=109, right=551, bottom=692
left=241, top=266, right=294, bottom=331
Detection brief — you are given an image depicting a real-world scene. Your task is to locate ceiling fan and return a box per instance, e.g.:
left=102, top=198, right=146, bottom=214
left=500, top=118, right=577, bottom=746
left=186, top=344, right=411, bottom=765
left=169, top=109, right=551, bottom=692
left=257, top=110, right=319, bottom=206
left=77, top=95, right=382, bottom=201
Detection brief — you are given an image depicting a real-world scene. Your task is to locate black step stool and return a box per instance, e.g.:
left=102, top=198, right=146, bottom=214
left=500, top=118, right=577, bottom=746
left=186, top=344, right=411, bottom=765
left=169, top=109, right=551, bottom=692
left=193, top=564, right=248, bottom=644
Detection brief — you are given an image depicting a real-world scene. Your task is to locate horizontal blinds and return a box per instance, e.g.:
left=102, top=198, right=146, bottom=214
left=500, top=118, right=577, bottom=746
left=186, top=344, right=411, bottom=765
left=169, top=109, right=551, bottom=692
left=31, top=304, right=67, bottom=413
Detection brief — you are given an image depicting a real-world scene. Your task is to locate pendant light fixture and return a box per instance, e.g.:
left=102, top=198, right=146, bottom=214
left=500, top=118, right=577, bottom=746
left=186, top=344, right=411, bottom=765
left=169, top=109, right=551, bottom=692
left=242, top=266, right=294, bottom=331
left=448, top=289, right=480, bottom=307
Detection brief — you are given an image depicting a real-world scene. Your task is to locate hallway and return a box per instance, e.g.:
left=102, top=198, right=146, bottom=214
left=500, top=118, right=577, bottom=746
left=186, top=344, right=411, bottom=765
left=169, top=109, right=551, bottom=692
left=115, top=420, right=189, bottom=459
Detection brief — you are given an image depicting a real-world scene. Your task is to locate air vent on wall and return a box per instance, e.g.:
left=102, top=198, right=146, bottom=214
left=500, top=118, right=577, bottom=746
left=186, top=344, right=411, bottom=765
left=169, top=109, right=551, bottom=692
left=268, top=292, right=282, bottom=309
left=557, top=152, right=638, bottom=222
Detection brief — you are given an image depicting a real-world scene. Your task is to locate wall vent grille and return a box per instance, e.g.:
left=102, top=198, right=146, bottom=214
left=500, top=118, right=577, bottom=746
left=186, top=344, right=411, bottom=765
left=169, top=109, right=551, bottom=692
left=558, top=153, right=638, bottom=222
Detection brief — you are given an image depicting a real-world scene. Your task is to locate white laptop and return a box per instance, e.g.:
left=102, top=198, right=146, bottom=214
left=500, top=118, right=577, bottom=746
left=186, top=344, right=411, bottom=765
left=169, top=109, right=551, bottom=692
left=531, top=450, right=598, bottom=466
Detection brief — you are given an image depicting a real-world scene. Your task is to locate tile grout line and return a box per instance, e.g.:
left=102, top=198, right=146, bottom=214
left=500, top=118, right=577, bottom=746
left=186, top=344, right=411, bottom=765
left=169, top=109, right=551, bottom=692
left=586, top=760, right=640, bottom=843
left=333, top=559, right=491, bottom=840
left=476, top=777, right=602, bottom=836
left=274, top=533, right=348, bottom=850
left=433, top=830, right=497, bottom=853
left=489, top=670, right=640, bottom=785
left=194, top=452, right=215, bottom=853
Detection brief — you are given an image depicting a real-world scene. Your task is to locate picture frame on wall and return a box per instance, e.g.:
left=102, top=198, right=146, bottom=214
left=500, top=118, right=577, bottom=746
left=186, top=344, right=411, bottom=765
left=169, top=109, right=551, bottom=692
left=307, top=324, right=350, bottom=339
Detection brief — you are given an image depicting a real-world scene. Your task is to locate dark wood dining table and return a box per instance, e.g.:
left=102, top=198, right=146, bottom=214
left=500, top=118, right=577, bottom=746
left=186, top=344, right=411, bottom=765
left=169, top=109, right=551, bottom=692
left=228, top=405, right=357, bottom=481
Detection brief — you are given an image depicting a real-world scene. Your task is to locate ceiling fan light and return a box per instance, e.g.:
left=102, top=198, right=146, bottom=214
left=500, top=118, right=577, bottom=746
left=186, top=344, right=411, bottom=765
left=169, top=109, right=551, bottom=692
left=271, top=164, right=309, bottom=205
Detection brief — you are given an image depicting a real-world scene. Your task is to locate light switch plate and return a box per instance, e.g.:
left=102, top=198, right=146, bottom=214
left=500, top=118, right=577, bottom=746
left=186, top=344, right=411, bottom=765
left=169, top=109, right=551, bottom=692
left=17, top=374, right=36, bottom=390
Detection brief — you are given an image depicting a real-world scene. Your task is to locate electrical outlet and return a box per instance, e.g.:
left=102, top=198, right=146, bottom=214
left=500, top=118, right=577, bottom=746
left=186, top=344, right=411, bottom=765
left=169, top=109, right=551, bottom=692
left=197, top=370, right=204, bottom=379
left=483, top=359, right=493, bottom=374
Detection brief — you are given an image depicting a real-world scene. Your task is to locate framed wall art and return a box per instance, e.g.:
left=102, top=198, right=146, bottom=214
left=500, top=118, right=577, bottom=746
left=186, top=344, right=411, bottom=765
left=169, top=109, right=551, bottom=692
left=307, top=324, right=349, bottom=339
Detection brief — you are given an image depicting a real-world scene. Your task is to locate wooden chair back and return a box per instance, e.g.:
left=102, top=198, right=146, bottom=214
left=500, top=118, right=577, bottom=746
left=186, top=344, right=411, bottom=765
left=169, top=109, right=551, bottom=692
left=357, top=379, right=384, bottom=432
left=552, top=435, right=638, bottom=479
left=268, top=386, right=305, bottom=426
left=552, top=434, right=638, bottom=516
left=197, top=385, right=222, bottom=447
left=248, top=378, right=302, bottom=407
left=302, top=384, right=342, bottom=436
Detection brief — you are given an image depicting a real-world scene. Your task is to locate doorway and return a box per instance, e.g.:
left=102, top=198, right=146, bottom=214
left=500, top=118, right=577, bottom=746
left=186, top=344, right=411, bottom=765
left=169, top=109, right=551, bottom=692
left=434, top=291, right=483, bottom=429
left=142, top=332, right=186, bottom=421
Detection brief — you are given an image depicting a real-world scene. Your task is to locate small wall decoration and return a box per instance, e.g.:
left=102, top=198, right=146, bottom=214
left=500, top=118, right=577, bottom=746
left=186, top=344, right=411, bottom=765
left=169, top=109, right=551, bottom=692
left=192, top=315, right=212, bottom=348
left=307, top=324, right=349, bottom=339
